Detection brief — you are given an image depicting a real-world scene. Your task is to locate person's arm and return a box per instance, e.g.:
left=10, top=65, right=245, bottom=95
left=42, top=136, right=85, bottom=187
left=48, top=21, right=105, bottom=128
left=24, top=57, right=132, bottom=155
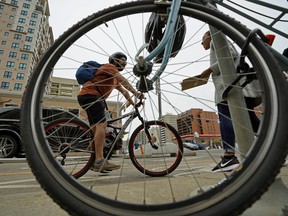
left=200, top=68, right=212, bottom=78
left=116, top=85, right=135, bottom=106
left=115, top=72, right=144, bottom=99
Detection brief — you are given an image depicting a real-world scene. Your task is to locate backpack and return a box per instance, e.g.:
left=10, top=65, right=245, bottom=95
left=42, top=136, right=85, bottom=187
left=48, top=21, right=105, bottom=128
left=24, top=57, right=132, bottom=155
left=75, top=61, right=102, bottom=85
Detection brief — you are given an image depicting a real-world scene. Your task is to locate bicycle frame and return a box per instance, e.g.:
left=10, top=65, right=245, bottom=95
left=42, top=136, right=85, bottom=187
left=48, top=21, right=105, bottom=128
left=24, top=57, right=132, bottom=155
left=106, top=100, right=158, bottom=151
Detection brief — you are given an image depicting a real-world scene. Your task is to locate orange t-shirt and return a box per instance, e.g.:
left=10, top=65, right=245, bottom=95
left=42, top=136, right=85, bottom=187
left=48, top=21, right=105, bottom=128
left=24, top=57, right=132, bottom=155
left=78, top=63, right=119, bottom=99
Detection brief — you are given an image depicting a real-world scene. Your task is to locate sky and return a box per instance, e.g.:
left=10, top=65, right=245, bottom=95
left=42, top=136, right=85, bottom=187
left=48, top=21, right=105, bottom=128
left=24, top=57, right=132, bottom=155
left=46, top=0, right=288, bottom=119
left=48, top=0, right=288, bottom=52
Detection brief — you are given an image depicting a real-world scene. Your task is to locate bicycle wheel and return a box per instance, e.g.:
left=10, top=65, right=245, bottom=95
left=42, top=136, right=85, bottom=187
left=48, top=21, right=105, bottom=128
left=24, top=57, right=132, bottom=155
left=21, top=0, right=288, bottom=215
left=44, top=118, right=94, bottom=179
left=129, top=120, right=183, bottom=177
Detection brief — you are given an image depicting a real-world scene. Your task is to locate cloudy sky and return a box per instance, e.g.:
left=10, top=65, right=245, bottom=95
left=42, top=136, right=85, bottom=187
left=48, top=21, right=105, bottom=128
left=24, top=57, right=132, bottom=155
left=48, top=0, right=287, bottom=53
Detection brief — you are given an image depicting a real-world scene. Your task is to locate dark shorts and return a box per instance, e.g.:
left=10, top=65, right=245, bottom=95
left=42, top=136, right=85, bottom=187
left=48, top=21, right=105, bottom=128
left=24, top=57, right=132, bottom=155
left=77, top=94, right=106, bottom=125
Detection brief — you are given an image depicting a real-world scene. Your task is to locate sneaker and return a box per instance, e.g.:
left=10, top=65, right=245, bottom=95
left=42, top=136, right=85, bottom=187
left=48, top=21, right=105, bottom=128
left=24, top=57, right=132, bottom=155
left=212, top=155, right=240, bottom=172
left=91, top=160, right=121, bottom=172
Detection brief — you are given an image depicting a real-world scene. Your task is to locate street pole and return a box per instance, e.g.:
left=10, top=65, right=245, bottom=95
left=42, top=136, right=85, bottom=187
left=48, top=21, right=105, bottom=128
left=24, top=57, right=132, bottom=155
left=209, top=26, right=254, bottom=157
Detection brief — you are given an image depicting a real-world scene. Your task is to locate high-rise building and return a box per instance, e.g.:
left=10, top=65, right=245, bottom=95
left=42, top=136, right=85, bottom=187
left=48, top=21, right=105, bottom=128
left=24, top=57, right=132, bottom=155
left=0, top=0, right=53, bottom=95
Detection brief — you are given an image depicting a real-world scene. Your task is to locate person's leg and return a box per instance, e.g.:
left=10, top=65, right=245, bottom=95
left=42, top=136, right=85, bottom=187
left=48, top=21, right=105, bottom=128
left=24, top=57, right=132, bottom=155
left=217, top=102, right=235, bottom=155
left=78, top=95, right=120, bottom=172
left=212, top=102, right=239, bottom=172
left=92, top=122, right=107, bottom=161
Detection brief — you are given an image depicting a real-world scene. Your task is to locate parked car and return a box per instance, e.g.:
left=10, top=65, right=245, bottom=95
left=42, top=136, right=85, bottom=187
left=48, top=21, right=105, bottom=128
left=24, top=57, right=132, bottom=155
left=183, top=142, right=208, bottom=151
left=183, top=142, right=199, bottom=151
left=0, top=107, right=78, bottom=158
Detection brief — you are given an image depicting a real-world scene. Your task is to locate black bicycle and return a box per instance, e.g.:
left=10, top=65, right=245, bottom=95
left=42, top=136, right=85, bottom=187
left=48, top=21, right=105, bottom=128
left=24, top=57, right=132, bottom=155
left=44, top=99, right=183, bottom=178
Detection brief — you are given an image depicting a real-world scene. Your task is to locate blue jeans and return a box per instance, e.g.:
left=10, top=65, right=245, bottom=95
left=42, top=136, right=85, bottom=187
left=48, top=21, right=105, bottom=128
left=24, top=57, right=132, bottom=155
left=217, top=99, right=260, bottom=153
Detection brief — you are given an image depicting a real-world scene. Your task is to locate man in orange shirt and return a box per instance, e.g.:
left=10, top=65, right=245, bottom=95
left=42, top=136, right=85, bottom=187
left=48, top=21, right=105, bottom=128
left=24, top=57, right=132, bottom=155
left=78, top=52, right=144, bottom=172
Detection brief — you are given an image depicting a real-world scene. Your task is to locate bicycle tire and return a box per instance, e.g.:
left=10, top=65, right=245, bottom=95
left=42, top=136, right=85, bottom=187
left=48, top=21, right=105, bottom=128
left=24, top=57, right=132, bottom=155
left=128, top=120, right=183, bottom=177
left=20, top=0, right=288, bottom=215
left=44, top=118, right=94, bottom=179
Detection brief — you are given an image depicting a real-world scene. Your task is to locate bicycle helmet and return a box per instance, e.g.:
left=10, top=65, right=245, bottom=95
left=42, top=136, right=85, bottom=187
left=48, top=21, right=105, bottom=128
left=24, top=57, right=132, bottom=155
left=145, top=13, right=186, bottom=63
left=109, top=52, right=127, bottom=71
left=108, top=52, right=127, bottom=63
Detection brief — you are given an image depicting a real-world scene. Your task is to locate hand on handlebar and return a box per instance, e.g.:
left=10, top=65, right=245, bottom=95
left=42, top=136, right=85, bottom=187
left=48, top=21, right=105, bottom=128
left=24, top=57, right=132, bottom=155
left=125, top=93, right=145, bottom=108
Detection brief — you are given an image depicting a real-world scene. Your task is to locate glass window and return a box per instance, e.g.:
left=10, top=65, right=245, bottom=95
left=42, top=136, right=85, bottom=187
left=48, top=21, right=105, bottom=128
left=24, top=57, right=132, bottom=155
left=22, top=3, right=30, bottom=8
left=6, top=61, right=15, bottom=68
left=0, top=50, right=4, bottom=55
left=19, top=63, right=27, bottom=70
left=20, top=10, right=28, bottom=16
left=14, top=83, right=22, bottom=91
left=3, top=71, right=12, bottom=79
left=9, top=15, right=14, bottom=20
left=11, top=0, right=18, bottom=6
left=25, top=36, right=33, bottom=42
left=18, top=18, right=26, bottom=23
left=16, top=73, right=25, bottom=80
left=21, top=53, right=29, bottom=60
left=1, top=40, right=6, bottom=45
left=9, top=51, right=17, bottom=58
left=23, top=45, right=30, bottom=51
left=27, top=28, right=35, bottom=34
left=29, top=20, right=36, bottom=26
left=1, top=82, right=9, bottom=89
left=11, top=8, right=16, bottom=12
left=4, top=32, right=9, bottom=36
left=11, top=42, right=19, bottom=49
left=16, top=26, right=24, bottom=32
left=31, top=13, right=38, bottom=18
left=0, top=5, right=4, bottom=10
left=14, top=34, right=22, bottom=40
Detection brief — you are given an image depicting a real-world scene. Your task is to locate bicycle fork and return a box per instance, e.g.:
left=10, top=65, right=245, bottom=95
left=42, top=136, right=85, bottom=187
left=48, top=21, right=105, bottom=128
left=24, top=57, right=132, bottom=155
left=137, top=114, right=159, bottom=150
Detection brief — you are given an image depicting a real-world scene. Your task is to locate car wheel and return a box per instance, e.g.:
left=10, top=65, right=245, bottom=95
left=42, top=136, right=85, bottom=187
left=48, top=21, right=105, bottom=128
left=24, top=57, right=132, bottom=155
left=0, top=135, right=19, bottom=158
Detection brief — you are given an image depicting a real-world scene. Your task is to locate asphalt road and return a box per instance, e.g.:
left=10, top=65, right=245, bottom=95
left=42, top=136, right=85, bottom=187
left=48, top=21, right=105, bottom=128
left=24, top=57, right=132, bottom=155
left=0, top=150, right=287, bottom=216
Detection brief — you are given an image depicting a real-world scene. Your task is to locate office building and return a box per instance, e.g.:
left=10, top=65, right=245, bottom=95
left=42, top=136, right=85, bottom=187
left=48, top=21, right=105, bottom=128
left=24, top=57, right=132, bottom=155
left=0, top=0, right=53, bottom=97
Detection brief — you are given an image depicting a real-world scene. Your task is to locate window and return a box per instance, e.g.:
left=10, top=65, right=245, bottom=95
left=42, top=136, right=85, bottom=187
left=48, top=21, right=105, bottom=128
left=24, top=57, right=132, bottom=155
left=7, top=23, right=11, bottom=28
left=3, top=71, right=12, bottom=79
left=14, top=83, right=22, bottom=91
left=14, top=34, right=22, bottom=40
left=0, top=50, right=3, bottom=55
left=20, top=10, right=28, bottom=16
left=16, top=73, right=25, bottom=80
left=23, top=45, right=30, bottom=51
left=0, top=5, right=4, bottom=10
left=22, top=3, right=30, bottom=8
left=11, top=43, right=19, bottom=49
left=4, top=32, right=9, bottom=36
left=16, top=26, right=24, bottom=32
left=1, top=82, right=9, bottom=89
left=25, top=36, right=32, bottom=42
left=9, top=51, right=17, bottom=58
left=6, top=61, right=15, bottom=68
left=21, top=53, right=29, bottom=60
left=11, top=0, right=18, bottom=5
left=1, top=40, right=6, bottom=45
left=19, top=63, right=27, bottom=69
left=31, top=13, right=38, bottom=18
left=27, top=28, right=35, bottom=34
left=18, top=18, right=26, bottom=23
left=11, top=8, right=16, bottom=12
left=29, top=20, right=36, bottom=26
left=9, top=15, right=14, bottom=20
